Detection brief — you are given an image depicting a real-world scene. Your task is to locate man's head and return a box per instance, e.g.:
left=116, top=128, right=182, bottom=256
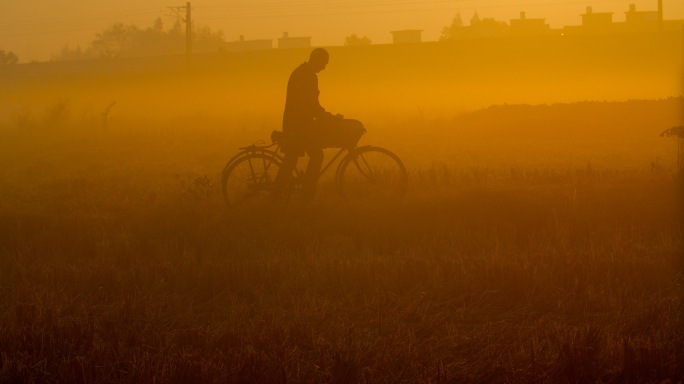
left=308, top=48, right=329, bottom=73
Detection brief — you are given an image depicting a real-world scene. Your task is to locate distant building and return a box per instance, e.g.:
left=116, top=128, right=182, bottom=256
left=225, top=35, right=272, bottom=52
left=391, top=30, right=423, bottom=44
left=581, top=6, right=614, bottom=28
left=509, top=12, right=551, bottom=36
left=277, top=32, right=312, bottom=49
left=563, top=6, right=616, bottom=35
left=563, top=3, right=683, bottom=35
left=625, top=3, right=659, bottom=24
left=624, top=3, right=663, bottom=32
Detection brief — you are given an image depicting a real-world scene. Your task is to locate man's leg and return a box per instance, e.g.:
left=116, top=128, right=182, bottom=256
left=273, top=153, right=297, bottom=200
left=302, top=147, right=323, bottom=201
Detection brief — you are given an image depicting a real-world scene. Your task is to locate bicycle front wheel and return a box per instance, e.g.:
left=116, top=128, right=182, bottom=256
left=337, top=146, right=408, bottom=202
left=221, top=152, right=281, bottom=207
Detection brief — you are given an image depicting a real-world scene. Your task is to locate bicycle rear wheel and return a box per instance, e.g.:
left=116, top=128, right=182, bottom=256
left=221, top=152, right=281, bottom=207
left=337, top=146, right=408, bottom=202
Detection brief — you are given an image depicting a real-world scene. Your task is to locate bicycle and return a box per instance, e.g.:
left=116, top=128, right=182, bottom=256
left=221, top=130, right=408, bottom=207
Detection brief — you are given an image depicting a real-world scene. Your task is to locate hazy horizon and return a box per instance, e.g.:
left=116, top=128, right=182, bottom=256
left=2, top=2, right=683, bottom=382
left=2, top=0, right=683, bottom=62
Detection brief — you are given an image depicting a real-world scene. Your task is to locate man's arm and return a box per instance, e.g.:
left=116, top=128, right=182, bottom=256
left=307, top=74, right=332, bottom=119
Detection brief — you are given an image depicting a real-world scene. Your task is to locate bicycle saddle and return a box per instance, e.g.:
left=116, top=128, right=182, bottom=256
left=271, top=130, right=284, bottom=143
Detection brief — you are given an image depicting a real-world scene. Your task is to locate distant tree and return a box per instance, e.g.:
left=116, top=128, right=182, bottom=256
left=193, top=24, right=226, bottom=53
left=90, top=23, right=140, bottom=59
left=440, top=13, right=464, bottom=40
left=471, top=12, right=481, bottom=25
left=52, top=45, right=88, bottom=61
left=52, top=18, right=227, bottom=61
left=345, top=34, right=372, bottom=46
left=134, top=18, right=183, bottom=57
left=152, top=17, right=164, bottom=33
left=473, top=17, right=509, bottom=37
left=0, top=49, right=19, bottom=66
left=440, top=12, right=509, bottom=40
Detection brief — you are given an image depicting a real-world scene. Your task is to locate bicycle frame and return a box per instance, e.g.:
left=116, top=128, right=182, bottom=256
left=225, top=141, right=350, bottom=181
left=222, top=141, right=408, bottom=206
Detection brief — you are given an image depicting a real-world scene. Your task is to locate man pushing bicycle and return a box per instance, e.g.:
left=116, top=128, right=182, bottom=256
left=273, top=47, right=364, bottom=202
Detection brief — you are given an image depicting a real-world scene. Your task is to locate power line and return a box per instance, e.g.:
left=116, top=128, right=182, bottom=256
left=0, top=9, right=171, bottom=42
left=0, top=27, right=105, bottom=39
left=0, top=0, right=666, bottom=33
left=197, top=0, right=635, bottom=12
left=194, top=0, right=640, bottom=21
left=0, top=8, right=162, bottom=30
left=0, top=0, right=674, bottom=41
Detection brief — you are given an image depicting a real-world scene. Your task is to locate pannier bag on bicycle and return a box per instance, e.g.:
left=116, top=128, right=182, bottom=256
left=271, top=118, right=366, bottom=151
left=316, top=118, right=366, bottom=149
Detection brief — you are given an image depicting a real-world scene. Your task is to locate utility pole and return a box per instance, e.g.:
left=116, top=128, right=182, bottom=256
left=657, top=0, right=663, bottom=32
left=169, top=2, right=192, bottom=68
left=186, top=2, right=192, bottom=63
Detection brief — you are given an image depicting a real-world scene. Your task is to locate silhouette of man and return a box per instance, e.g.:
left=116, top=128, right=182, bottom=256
left=274, top=47, right=337, bottom=202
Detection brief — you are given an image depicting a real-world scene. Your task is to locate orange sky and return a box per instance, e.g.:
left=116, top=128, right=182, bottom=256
left=2, top=0, right=683, bottom=62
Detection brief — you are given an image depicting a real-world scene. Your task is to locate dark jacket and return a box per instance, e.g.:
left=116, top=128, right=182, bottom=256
left=282, top=62, right=327, bottom=139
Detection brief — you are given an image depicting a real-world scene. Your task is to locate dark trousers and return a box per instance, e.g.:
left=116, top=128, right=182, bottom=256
left=275, top=146, right=324, bottom=201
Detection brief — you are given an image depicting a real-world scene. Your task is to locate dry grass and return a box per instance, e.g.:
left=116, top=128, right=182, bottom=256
left=0, top=101, right=682, bottom=383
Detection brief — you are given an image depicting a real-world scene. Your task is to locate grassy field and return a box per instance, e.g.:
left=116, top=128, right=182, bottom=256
left=0, top=97, right=682, bottom=383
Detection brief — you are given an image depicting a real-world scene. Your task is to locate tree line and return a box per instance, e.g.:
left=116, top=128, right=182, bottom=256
left=51, top=18, right=375, bottom=62
left=53, top=18, right=225, bottom=61
left=1, top=12, right=507, bottom=64
left=0, top=50, right=19, bottom=66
